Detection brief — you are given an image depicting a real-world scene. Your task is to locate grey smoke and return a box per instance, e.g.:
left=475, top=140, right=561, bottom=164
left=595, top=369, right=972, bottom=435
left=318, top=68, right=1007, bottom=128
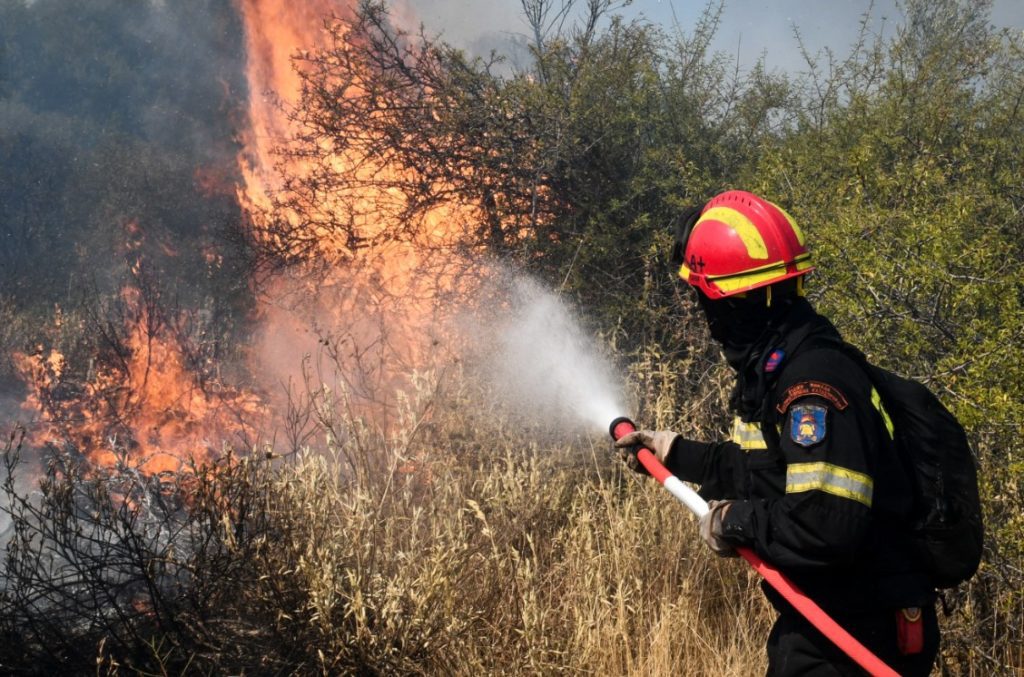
left=0, top=0, right=250, bottom=311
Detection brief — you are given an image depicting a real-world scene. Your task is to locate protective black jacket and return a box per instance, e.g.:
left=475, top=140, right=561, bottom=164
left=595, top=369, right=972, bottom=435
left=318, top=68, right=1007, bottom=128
left=667, top=301, right=934, bottom=615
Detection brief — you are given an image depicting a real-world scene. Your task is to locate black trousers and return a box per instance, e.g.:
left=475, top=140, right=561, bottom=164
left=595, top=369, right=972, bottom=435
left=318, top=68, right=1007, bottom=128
left=765, top=604, right=940, bottom=676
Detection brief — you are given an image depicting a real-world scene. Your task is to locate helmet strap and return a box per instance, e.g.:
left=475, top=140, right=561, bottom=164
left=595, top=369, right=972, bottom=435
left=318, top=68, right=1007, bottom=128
left=766, top=285, right=772, bottom=308
left=796, top=276, right=805, bottom=297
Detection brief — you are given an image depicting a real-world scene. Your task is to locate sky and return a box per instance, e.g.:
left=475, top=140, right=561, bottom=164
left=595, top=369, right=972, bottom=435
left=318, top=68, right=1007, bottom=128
left=403, top=0, right=1024, bottom=74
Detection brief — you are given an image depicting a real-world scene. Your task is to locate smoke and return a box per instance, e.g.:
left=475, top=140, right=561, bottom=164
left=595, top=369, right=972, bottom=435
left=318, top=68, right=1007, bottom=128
left=467, top=274, right=625, bottom=434
left=0, top=0, right=249, bottom=311
left=402, top=0, right=525, bottom=49
left=0, top=0, right=256, bottom=451
left=0, top=430, right=45, bottom=548
left=248, top=271, right=455, bottom=435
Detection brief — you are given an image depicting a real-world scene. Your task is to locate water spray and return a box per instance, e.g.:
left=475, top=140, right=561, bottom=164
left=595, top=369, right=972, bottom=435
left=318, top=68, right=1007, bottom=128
left=609, top=416, right=899, bottom=677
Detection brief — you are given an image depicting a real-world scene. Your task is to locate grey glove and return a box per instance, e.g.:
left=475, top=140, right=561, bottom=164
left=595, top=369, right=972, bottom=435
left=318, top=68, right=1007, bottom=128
left=699, top=500, right=739, bottom=557
left=615, top=429, right=679, bottom=474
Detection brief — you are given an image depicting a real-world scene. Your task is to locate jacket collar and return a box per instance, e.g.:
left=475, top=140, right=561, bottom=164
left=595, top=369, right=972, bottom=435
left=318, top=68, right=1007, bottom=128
left=728, top=298, right=842, bottom=422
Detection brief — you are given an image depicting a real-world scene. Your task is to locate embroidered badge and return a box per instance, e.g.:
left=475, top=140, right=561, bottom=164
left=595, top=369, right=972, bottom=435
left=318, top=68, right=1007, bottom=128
left=764, top=349, right=785, bottom=373
left=790, top=404, right=828, bottom=447
left=776, top=381, right=849, bottom=413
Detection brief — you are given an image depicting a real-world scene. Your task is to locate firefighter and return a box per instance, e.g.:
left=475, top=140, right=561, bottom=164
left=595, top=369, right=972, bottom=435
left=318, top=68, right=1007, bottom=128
left=616, top=190, right=939, bottom=675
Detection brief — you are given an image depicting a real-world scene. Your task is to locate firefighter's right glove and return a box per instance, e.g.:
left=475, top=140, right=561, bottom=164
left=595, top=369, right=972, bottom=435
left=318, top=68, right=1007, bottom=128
left=615, top=430, right=679, bottom=475
left=699, top=500, right=739, bottom=557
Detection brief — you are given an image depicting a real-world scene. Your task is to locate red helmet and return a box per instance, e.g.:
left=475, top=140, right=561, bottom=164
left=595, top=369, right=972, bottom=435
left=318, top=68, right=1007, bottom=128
left=678, top=190, right=814, bottom=299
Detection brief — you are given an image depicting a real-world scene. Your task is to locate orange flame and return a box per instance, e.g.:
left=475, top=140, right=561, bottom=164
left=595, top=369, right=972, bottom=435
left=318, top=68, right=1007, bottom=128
left=235, top=0, right=483, bottom=421
left=236, top=0, right=349, bottom=216
left=14, top=288, right=265, bottom=473
left=11, top=0, right=479, bottom=470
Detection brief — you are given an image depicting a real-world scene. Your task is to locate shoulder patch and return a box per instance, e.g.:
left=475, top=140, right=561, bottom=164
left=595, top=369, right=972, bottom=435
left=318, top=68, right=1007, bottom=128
left=790, top=404, right=828, bottom=447
left=776, top=381, right=849, bottom=413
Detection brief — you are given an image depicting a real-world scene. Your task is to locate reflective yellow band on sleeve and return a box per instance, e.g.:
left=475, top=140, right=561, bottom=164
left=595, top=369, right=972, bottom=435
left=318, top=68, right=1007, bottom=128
left=731, top=416, right=768, bottom=450
left=786, top=462, right=874, bottom=507
left=871, top=387, right=895, bottom=440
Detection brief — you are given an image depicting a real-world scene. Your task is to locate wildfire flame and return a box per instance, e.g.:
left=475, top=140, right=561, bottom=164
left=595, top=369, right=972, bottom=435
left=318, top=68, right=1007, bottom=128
left=12, top=0, right=479, bottom=469
left=236, top=0, right=482, bottom=420
left=13, top=288, right=264, bottom=473
left=235, top=0, right=347, bottom=218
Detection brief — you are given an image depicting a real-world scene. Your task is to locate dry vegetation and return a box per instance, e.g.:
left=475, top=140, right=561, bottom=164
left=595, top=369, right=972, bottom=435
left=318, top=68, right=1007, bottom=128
left=2, top=338, right=1015, bottom=675
left=1, top=359, right=776, bottom=675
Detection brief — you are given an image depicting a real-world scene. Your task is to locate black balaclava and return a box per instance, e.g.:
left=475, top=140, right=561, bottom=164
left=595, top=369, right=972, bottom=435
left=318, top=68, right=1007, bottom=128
left=696, top=287, right=792, bottom=371
left=695, top=280, right=839, bottom=420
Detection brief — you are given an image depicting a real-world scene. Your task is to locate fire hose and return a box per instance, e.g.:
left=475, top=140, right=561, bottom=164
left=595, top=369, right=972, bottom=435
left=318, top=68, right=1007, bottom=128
left=609, top=416, right=899, bottom=677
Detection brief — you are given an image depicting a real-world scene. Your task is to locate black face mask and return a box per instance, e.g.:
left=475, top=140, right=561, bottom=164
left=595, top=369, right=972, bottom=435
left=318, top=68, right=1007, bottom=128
left=694, top=286, right=834, bottom=420
left=695, top=288, right=794, bottom=369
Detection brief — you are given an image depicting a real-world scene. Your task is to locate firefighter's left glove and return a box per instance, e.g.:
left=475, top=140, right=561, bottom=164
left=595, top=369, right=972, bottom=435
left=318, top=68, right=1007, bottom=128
left=615, top=430, right=679, bottom=475
left=699, top=500, right=739, bottom=557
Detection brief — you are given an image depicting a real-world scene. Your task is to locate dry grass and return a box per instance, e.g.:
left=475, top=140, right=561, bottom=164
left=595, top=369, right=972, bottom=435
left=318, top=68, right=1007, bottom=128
left=0, top=360, right=1019, bottom=675
left=0, top=364, right=769, bottom=675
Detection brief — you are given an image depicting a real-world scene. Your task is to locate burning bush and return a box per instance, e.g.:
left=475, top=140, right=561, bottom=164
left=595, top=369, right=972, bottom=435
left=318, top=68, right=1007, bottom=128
left=11, top=283, right=265, bottom=472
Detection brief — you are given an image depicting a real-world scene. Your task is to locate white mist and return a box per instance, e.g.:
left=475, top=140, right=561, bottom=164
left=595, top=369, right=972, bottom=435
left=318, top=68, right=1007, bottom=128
left=481, top=276, right=624, bottom=433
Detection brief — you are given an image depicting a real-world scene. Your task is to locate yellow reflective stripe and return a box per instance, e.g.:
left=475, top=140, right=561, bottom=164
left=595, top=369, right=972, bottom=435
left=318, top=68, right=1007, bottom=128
left=708, top=255, right=814, bottom=293
left=775, top=203, right=806, bottom=246
left=695, top=207, right=769, bottom=260
left=731, top=417, right=767, bottom=450
left=871, top=388, right=895, bottom=440
left=786, top=462, right=874, bottom=507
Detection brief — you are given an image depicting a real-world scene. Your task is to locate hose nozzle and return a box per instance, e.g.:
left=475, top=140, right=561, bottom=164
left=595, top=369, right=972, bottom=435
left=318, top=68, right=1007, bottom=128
left=608, top=416, right=637, bottom=442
